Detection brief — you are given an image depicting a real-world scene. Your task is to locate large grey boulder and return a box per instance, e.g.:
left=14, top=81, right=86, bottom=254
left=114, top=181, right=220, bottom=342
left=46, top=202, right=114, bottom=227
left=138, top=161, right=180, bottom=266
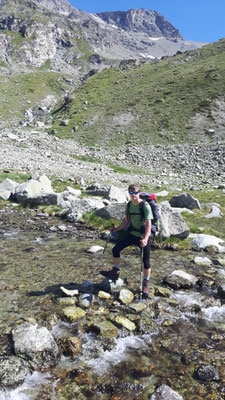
left=0, top=178, right=18, bottom=194
left=158, top=202, right=190, bottom=239
left=12, top=323, right=59, bottom=368
left=95, top=203, right=126, bottom=220
left=150, top=384, right=183, bottom=400
left=169, top=193, right=201, bottom=210
left=105, top=185, right=129, bottom=203
left=0, top=188, right=11, bottom=200
left=0, top=356, right=31, bottom=389
left=15, top=175, right=54, bottom=203
left=66, top=197, right=107, bottom=221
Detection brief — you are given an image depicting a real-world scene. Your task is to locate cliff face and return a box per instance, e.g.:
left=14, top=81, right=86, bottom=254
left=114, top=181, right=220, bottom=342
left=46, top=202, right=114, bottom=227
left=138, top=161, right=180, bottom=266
left=96, top=9, right=183, bottom=40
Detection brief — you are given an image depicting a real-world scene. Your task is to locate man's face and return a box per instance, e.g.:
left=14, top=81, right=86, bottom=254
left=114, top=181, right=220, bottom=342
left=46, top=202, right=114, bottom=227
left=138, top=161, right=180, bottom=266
left=129, top=189, right=140, bottom=202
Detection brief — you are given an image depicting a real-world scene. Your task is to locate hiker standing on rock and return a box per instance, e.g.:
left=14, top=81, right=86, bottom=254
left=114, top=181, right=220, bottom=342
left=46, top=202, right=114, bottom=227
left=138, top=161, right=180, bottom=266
left=101, top=183, right=153, bottom=295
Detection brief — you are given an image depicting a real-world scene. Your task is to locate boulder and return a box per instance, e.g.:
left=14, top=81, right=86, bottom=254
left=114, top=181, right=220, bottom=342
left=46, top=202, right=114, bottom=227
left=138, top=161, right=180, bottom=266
left=62, top=306, right=86, bottom=322
left=204, top=205, right=221, bottom=218
left=194, top=257, right=212, bottom=267
left=12, top=323, right=59, bottom=368
left=164, top=270, right=198, bottom=290
left=158, top=202, right=190, bottom=239
left=65, top=197, right=106, bottom=221
left=95, top=203, right=126, bottom=220
left=98, top=277, right=124, bottom=293
left=190, top=234, right=225, bottom=253
left=150, top=384, right=183, bottom=400
left=108, top=314, right=136, bottom=331
left=119, top=288, right=134, bottom=304
left=0, top=178, right=18, bottom=194
left=15, top=175, right=54, bottom=203
left=0, top=356, right=31, bottom=389
left=169, top=193, right=201, bottom=210
left=194, top=364, right=220, bottom=382
left=88, top=319, right=118, bottom=338
left=105, top=185, right=129, bottom=203
left=0, top=188, right=11, bottom=200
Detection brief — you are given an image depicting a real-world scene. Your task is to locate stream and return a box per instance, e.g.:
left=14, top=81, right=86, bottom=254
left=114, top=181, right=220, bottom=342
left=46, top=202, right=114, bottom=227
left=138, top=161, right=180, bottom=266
left=0, top=206, right=224, bottom=399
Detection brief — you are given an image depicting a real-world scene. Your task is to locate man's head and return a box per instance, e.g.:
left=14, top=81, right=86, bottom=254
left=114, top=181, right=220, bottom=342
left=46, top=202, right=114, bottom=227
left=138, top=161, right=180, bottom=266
left=128, top=183, right=140, bottom=203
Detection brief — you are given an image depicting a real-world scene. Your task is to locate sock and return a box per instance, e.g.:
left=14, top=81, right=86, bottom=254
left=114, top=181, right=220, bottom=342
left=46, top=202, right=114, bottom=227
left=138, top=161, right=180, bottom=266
left=144, top=277, right=149, bottom=281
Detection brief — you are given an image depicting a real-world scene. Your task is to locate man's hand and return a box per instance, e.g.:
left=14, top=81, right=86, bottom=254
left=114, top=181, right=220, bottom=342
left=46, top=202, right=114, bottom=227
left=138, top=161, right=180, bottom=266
left=140, top=237, right=148, bottom=247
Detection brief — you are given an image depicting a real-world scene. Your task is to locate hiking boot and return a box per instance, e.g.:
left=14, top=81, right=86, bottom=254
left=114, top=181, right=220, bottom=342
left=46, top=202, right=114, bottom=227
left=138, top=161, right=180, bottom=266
left=142, top=279, right=149, bottom=295
left=100, top=267, right=120, bottom=280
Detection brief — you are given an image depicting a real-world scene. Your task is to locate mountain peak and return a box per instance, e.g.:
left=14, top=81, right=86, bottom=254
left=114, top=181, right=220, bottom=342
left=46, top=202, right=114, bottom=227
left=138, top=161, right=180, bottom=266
left=96, top=8, right=183, bottom=40
left=35, top=0, right=75, bottom=14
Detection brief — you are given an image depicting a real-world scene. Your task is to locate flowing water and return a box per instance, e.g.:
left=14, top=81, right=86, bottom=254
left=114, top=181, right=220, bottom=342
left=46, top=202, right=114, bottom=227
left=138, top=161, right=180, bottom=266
left=0, top=209, right=225, bottom=400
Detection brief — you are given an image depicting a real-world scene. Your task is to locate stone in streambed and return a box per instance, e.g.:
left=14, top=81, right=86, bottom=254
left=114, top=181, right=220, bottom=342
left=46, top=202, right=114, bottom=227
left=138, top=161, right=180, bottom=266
left=108, top=314, right=136, bottom=331
left=88, top=319, right=118, bottom=338
left=119, top=288, right=134, bottom=304
left=62, top=306, right=86, bottom=322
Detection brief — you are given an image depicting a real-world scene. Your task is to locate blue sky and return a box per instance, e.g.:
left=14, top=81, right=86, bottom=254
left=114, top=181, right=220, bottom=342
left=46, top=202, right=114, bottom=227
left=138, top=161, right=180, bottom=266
left=68, top=0, right=225, bottom=43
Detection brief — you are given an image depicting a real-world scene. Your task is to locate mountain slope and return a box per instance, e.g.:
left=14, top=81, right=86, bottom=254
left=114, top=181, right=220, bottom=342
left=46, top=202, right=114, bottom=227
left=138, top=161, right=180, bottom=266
left=51, top=39, right=225, bottom=148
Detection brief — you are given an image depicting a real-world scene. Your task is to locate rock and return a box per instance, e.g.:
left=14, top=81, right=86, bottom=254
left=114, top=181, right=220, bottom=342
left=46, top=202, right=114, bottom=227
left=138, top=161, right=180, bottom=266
left=57, top=297, right=77, bottom=306
left=154, top=286, right=172, bottom=297
left=164, top=270, right=198, bottom=290
left=87, top=245, right=104, bottom=253
left=217, top=284, right=225, bottom=299
left=95, top=203, right=126, bottom=220
left=0, top=356, right=31, bottom=389
left=98, top=277, right=124, bottom=293
left=204, top=205, right=221, bottom=218
left=169, top=193, right=201, bottom=210
left=194, top=364, right=220, bottom=382
left=190, top=234, right=225, bottom=253
left=119, top=288, right=134, bottom=304
left=88, top=319, right=118, bottom=338
left=62, top=306, right=86, bottom=322
left=12, top=323, right=59, bottom=368
left=15, top=175, right=54, bottom=203
left=158, top=202, right=190, bottom=239
left=128, top=302, right=147, bottom=312
left=108, top=314, right=136, bottom=331
left=98, top=291, right=111, bottom=299
left=155, top=190, right=169, bottom=197
left=66, top=197, right=106, bottom=220
left=61, top=336, right=82, bottom=358
left=0, top=188, right=11, bottom=200
left=105, top=185, right=129, bottom=203
left=78, top=293, right=93, bottom=308
left=150, top=384, right=184, bottom=399
left=0, top=178, right=18, bottom=194
left=194, top=256, right=212, bottom=267
left=218, top=258, right=225, bottom=266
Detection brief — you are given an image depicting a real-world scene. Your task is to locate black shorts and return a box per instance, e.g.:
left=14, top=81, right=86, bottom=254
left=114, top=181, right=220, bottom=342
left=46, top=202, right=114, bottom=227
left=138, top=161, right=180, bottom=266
left=112, top=232, right=151, bottom=269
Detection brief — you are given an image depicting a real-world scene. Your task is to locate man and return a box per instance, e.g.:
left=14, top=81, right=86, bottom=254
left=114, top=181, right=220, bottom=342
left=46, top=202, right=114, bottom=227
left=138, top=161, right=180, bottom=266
left=101, top=183, right=153, bottom=295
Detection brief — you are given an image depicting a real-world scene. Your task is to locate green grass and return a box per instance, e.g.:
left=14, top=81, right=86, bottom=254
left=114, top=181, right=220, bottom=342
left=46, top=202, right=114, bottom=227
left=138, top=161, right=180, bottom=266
left=0, top=170, right=30, bottom=184
left=51, top=39, right=225, bottom=148
left=0, top=72, right=75, bottom=125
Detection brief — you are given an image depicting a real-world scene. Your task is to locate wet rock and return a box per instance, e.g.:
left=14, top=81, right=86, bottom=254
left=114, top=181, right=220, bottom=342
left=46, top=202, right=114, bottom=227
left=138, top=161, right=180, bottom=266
left=0, top=356, right=31, bottom=389
left=119, top=288, right=134, bottom=304
left=87, top=245, right=104, bottom=253
left=62, top=306, right=86, bottom=322
left=98, top=277, right=124, bottom=293
left=12, top=323, right=59, bottom=368
left=57, top=297, right=77, bottom=306
left=194, top=256, right=212, bottom=266
left=108, top=314, right=136, bottom=331
left=169, top=192, right=201, bottom=210
left=217, top=284, right=225, bottom=299
left=190, top=234, right=225, bottom=253
left=88, top=318, right=118, bottom=338
left=194, top=364, right=220, bottom=382
left=98, top=290, right=111, bottom=299
left=154, top=285, right=172, bottom=297
left=164, top=270, right=198, bottom=290
left=78, top=292, right=94, bottom=308
left=61, top=336, right=82, bottom=358
left=129, top=302, right=147, bottom=312
left=150, top=384, right=184, bottom=399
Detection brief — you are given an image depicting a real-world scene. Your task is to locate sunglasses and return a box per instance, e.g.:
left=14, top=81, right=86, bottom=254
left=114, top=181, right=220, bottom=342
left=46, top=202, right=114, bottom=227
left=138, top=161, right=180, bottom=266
left=129, top=191, right=139, bottom=195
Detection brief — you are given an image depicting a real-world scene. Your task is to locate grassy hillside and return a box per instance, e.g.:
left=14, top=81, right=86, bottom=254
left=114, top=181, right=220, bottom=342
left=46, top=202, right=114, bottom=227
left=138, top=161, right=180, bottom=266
left=0, top=71, right=76, bottom=128
left=51, top=39, right=225, bottom=148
